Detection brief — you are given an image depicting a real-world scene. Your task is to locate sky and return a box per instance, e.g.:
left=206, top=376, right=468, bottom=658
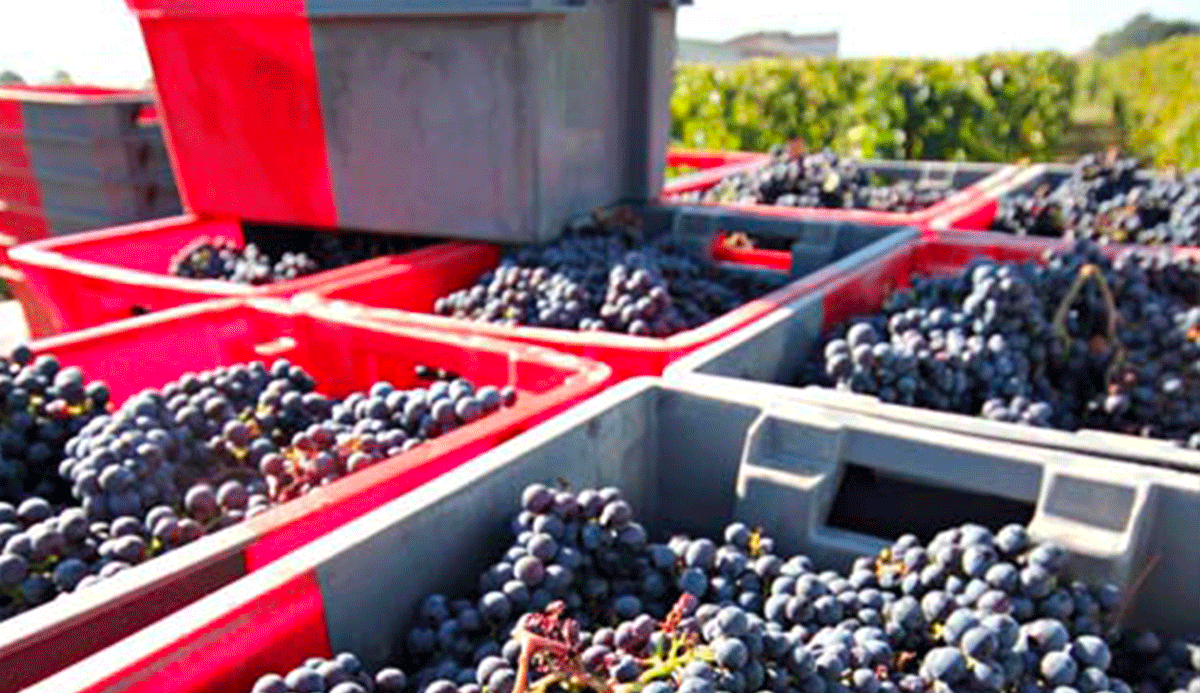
left=1, top=0, right=1199, bottom=88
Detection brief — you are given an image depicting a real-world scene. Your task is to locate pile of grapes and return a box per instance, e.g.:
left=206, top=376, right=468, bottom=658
left=808, top=239, right=1200, bottom=447
left=169, top=227, right=438, bottom=286
left=991, top=153, right=1200, bottom=245
left=675, top=149, right=957, bottom=214
left=0, top=352, right=517, bottom=621
left=432, top=220, right=787, bottom=337
left=169, top=237, right=320, bottom=285
left=247, top=483, right=1199, bottom=693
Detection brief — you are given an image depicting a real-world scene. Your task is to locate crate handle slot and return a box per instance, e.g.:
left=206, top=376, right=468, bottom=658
left=734, top=402, right=1048, bottom=568
left=254, top=336, right=297, bottom=356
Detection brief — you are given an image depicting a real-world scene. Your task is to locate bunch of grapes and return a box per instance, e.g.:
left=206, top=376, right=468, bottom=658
left=247, top=483, right=1199, bottom=693
left=432, top=218, right=786, bottom=336
left=991, top=152, right=1200, bottom=245
left=809, top=239, right=1200, bottom=447
left=0, top=356, right=518, bottom=623
left=0, top=347, right=108, bottom=504
left=259, top=379, right=515, bottom=503
left=169, top=228, right=439, bottom=287
left=675, top=148, right=956, bottom=214
left=169, top=237, right=320, bottom=285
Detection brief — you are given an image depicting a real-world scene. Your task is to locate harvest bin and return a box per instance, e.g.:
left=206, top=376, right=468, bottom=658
left=126, top=0, right=686, bottom=243
left=665, top=231, right=1200, bottom=472
left=0, top=297, right=610, bottom=690
left=7, top=214, right=452, bottom=338
left=0, top=85, right=180, bottom=239
left=663, top=158, right=1018, bottom=269
left=303, top=204, right=918, bottom=380
left=27, top=377, right=1200, bottom=693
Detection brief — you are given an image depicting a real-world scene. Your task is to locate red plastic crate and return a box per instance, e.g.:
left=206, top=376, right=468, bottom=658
left=302, top=223, right=917, bottom=381
left=667, top=230, right=1200, bottom=470
left=7, top=213, right=460, bottom=336
left=0, top=297, right=610, bottom=690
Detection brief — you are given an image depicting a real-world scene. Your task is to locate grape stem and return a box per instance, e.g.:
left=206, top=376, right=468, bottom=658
left=513, top=630, right=612, bottom=693
left=1051, top=263, right=1126, bottom=381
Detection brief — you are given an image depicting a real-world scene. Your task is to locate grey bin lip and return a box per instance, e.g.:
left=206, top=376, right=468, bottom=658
left=0, top=88, right=153, bottom=106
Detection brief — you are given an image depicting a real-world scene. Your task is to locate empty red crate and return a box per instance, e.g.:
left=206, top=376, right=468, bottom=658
left=7, top=213, right=457, bottom=336
left=0, top=297, right=610, bottom=689
left=302, top=219, right=917, bottom=381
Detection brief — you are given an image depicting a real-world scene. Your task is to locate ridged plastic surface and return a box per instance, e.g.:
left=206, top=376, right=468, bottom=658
left=0, top=298, right=610, bottom=690
left=7, top=214, right=461, bottom=337
left=127, top=0, right=679, bottom=242
left=666, top=231, right=1200, bottom=471
left=26, top=377, right=1200, bottom=693
left=302, top=205, right=917, bottom=380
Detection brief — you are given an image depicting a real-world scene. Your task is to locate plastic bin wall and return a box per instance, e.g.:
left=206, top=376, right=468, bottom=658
left=7, top=213, right=456, bottom=337
left=128, top=0, right=685, bottom=243
left=665, top=231, right=1200, bottom=472
left=304, top=204, right=918, bottom=381
left=27, top=377, right=1200, bottom=693
left=0, top=297, right=610, bottom=690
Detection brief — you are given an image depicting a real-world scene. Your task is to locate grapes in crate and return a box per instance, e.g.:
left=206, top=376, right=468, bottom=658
left=168, top=227, right=439, bottom=286
left=807, top=239, right=1200, bottom=448
left=675, top=148, right=957, bottom=214
left=992, top=152, right=1200, bottom=246
left=169, top=237, right=320, bottom=285
left=432, top=214, right=787, bottom=336
left=246, top=483, right=1200, bottom=693
left=0, top=353, right=517, bottom=622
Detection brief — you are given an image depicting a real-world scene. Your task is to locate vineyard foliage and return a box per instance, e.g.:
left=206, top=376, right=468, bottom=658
left=672, top=42, right=1198, bottom=168
left=1106, top=36, right=1200, bottom=168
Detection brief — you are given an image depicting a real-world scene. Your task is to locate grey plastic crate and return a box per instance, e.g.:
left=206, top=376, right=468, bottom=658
left=24, top=134, right=153, bottom=184
left=0, top=87, right=150, bottom=141
left=665, top=281, right=1200, bottom=473
left=32, top=175, right=167, bottom=221
left=27, top=378, right=1200, bottom=693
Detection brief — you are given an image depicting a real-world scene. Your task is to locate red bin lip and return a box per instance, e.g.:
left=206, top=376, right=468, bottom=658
left=0, top=296, right=610, bottom=691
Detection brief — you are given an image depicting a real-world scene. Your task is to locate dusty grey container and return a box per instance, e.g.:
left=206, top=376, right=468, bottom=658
left=305, top=0, right=685, bottom=243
